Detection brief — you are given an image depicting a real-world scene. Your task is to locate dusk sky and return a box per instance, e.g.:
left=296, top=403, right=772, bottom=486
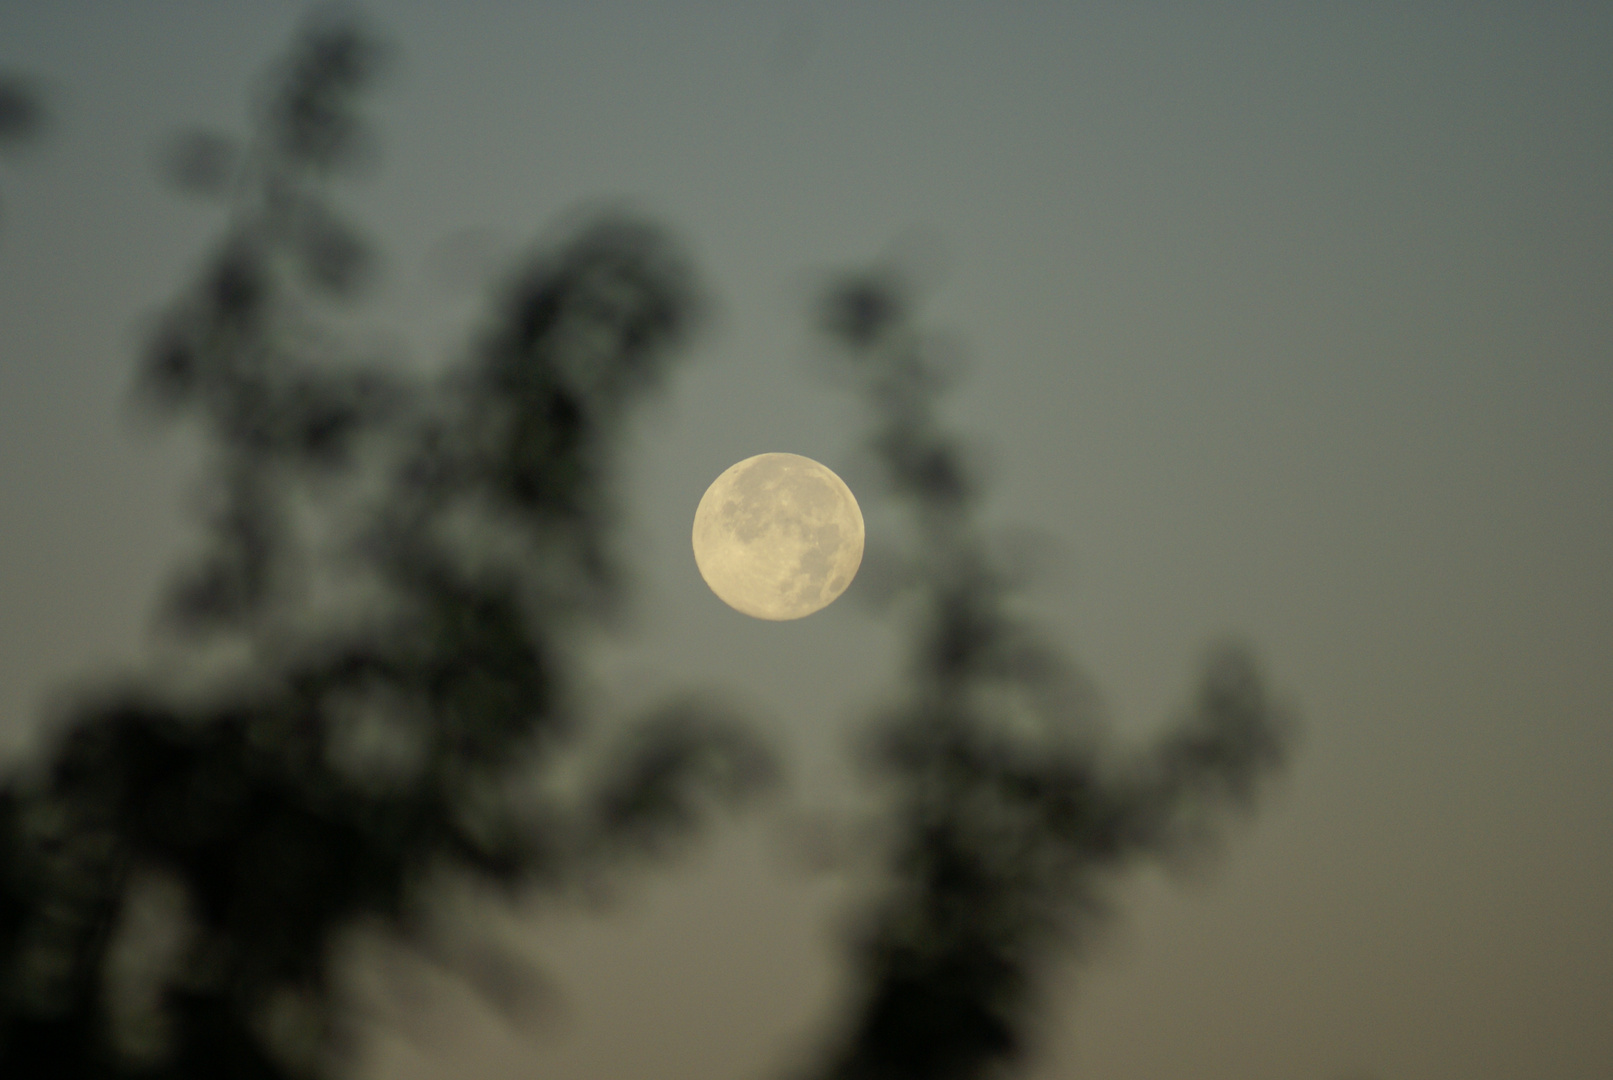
left=1, top=4, right=1609, bottom=1080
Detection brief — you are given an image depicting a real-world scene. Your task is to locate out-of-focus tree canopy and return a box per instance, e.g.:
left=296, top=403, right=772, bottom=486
left=0, top=9, right=1292, bottom=1080
left=0, top=72, right=48, bottom=238
left=801, top=268, right=1291, bottom=1080
left=0, top=13, right=773, bottom=1078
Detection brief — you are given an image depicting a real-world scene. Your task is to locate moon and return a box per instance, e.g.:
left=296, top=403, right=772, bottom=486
left=692, top=453, right=864, bottom=620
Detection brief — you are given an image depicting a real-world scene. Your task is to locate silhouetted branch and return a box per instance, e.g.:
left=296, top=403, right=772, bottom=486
left=0, top=73, right=48, bottom=243
left=0, top=76, right=45, bottom=148
left=804, top=268, right=1295, bottom=1080
left=0, top=12, right=771, bottom=1078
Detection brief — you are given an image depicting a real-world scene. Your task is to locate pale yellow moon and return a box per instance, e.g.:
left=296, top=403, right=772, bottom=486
left=692, top=453, right=864, bottom=620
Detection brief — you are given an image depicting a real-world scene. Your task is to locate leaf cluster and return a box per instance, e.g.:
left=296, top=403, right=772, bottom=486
left=0, top=14, right=772, bottom=1079
left=0, top=12, right=1295, bottom=1080
left=802, top=271, right=1294, bottom=1080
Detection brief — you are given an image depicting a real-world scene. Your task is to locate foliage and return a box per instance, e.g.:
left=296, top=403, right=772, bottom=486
left=0, top=71, right=48, bottom=238
left=0, top=13, right=773, bottom=1078
left=803, top=270, right=1291, bottom=1080
left=0, top=9, right=1292, bottom=1080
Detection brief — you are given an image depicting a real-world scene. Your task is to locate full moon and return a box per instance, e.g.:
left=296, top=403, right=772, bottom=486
left=692, top=453, right=865, bottom=620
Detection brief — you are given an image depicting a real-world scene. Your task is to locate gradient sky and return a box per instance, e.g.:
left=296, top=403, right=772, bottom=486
left=1, top=4, right=1609, bottom=1080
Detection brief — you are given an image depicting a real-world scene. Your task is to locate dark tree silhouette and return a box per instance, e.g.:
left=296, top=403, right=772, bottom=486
left=802, top=268, right=1291, bottom=1080
left=0, top=76, right=44, bottom=146
left=1, top=9, right=1293, bottom=1080
left=0, top=72, right=48, bottom=238
left=0, top=12, right=772, bottom=1079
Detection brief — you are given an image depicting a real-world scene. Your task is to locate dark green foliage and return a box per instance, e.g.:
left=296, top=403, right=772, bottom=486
left=0, top=12, right=771, bottom=1078
left=0, top=10, right=1292, bottom=1080
left=803, top=269, right=1293, bottom=1080
left=0, top=76, right=44, bottom=147
left=158, top=132, right=241, bottom=200
left=0, top=72, right=47, bottom=240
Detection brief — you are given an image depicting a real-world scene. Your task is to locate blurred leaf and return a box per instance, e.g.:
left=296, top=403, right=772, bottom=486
left=0, top=75, right=45, bottom=148
left=588, top=697, right=779, bottom=860
left=292, top=201, right=375, bottom=298
left=267, top=12, right=385, bottom=175
left=822, top=272, right=906, bottom=348
left=160, top=130, right=241, bottom=198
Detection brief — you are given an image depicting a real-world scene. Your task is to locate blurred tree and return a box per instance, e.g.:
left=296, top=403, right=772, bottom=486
left=0, top=78, right=44, bottom=143
left=801, top=269, right=1291, bottom=1080
left=0, top=7, right=1292, bottom=1080
left=0, top=72, right=48, bottom=239
left=0, top=11, right=773, bottom=1079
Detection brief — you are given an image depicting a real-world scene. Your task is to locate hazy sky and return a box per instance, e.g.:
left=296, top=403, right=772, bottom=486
left=1, top=4, right=1609, bottom=1080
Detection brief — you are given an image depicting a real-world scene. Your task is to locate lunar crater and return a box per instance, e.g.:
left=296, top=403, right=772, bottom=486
left=692, top=452, right=864, bottom=620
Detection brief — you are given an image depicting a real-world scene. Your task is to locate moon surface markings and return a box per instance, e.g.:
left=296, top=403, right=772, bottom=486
left=692, top=453, right=864, bottom=620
